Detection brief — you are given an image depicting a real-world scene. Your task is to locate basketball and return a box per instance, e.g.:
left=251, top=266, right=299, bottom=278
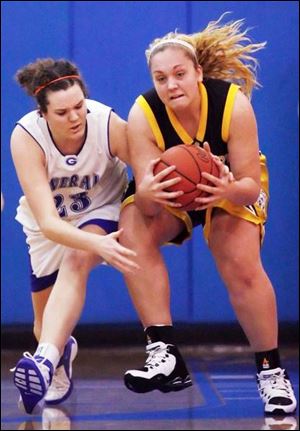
left=153, top=144, right=219, bottom=211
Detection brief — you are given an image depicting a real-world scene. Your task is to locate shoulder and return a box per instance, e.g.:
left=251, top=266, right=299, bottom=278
left=203, top=78, right=236, bottom=98
left=232, top=90, right=255, bottom=120
left=203, top=78, right=231, bottom=89
left=16, top=109, right=40, bottom=127
left=137, top=87, right=162, bottom=108
left=11, top=123, right=45, bottom=167
left=109, top=110, right=126, bottom=130
left=229, top=90, right=257, bottom=141
left=11, top=122, right=34, bottom=142
left=129, top=87, right=162, bottom=122
left=11, top=110, right=46, bottom=153
left=128, top=100, right=152, bottom=134
left=108, top=111, right=128, bottom=161
left=86, top=99, right=112, bottom=114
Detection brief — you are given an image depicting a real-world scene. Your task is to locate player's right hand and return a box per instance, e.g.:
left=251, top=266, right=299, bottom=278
left=97, top=229, right=140, bottom=274
left=137, top=158, right=183, bottom=207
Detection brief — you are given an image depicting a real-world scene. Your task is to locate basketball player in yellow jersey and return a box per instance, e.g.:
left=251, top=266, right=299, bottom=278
left=119, top=17, right=297, bottom=415
left=10, top=58, right=139, bottom=414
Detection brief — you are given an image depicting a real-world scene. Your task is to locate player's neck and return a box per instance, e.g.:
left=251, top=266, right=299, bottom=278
left=49, top=124, right=87, bottom=155
left=173, top=102, right=201, bottom=138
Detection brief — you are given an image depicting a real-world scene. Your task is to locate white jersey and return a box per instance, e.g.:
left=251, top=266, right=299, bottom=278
left=15, top=100, right=128, bottom=278
left=16, top=99, right=128, bottom=230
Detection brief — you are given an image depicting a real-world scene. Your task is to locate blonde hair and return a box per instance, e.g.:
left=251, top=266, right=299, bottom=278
left=146, top=14, right=266, bottom=98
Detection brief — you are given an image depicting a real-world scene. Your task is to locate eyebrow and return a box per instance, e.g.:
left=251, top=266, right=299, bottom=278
left=153, top=64, right=186, bottom=74
left=54, top=99, right=84, bottom=112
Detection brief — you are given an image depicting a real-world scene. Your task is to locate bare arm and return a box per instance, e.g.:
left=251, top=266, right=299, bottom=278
left=127, top=103, right=183, bottom=215
left=196, top=90, right=261, bottom=208
left=10, top=125, right=138, bottom=273
left=225, top=90, right=261, bottom=204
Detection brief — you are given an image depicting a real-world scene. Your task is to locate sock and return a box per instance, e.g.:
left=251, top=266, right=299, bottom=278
left=145, top=325, right=175, bottom=345
left=34, top=342, right=60, bottom=370
left=255, top=348, right=281, bottom=372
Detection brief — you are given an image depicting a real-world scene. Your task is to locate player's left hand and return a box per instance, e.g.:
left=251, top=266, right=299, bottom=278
left=194, top=142, right=235, bottom=210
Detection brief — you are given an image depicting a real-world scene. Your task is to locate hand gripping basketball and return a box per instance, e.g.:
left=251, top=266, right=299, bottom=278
left=153, top=144, right=220, bottom=211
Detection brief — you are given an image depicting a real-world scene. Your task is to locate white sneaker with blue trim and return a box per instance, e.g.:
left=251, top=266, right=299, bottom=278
left=13, top=353, right=53, bottom=414
left=44, top=336, right=78, bottom=405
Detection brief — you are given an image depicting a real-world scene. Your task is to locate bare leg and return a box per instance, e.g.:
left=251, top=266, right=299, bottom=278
left=31, top=287, right=52, bottom=341
left=39, top=225, right=104, bottom=354
left=209, top=210, right=278, bottom=351
left=120, top=205, right=193, bottom=394
left=119, top=204, right=184, bottom=327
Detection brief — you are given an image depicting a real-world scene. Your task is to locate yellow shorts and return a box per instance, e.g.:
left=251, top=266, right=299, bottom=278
left=122, top=153, right=269, bottom=245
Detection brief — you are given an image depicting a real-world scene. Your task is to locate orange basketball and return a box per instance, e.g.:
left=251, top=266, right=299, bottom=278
left=153, top=144, right=220, bottom=211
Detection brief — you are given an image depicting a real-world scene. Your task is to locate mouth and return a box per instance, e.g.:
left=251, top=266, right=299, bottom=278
left=70, top=124, right=81, bottom=132
left=169, top=94, right=184, bottom=101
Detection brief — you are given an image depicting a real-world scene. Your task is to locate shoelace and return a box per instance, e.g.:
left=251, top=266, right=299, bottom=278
left=145, top=346, right=169, bottom=369
left=259, top=369, right=292, bottom=396
left=10, top=352, right=52, bottom=385
left=10, top=351, right=34, bottom=372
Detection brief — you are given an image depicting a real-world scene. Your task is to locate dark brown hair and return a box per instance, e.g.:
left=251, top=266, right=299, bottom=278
left=15, top=58, right=88, bottom=112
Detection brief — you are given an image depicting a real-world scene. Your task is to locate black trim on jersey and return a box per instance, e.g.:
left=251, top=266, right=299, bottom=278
left=107, top=110, right=114, bottom=159
left=204, top=79, right=229, bottom=155
left=15, top=123, right=46, bottom=156
left=46, top=121, right=88, bottom=157
left=142, top=78, right=231, bottom=155
left=142, top=89, right=182, bottom=145
left=122, top=79, right=235, bottom=231
left=122, top=179, right=205, bottom=229
left=245, top=204, right=259, bottom=217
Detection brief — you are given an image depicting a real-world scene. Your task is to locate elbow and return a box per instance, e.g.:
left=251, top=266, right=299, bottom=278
left=251, top=180, right=261, bottom=204
left=249, top=192, right=260, bottom=206
left=229, top=177, right=261, bottom=206
left=243, top=184, right=261, bottom=206
left=38, top=216, right=57, bottom=239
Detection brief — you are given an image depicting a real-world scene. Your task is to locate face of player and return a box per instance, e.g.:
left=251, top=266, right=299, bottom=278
left=43, top=83, right=87, bottom=144
left=150, top=47, right=203, bottom=112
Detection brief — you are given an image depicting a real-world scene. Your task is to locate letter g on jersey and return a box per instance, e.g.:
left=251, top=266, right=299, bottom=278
left=65, top=156, right=78, bottom=166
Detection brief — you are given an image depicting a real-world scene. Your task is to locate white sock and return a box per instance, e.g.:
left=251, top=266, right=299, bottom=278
left=34, top=343, right=60, bottom=369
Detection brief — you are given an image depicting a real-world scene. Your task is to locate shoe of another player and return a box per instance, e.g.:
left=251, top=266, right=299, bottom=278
left=44, top=336, right=78, bottom=405
left=262, top=415, right=298, bottom=430
left=257, top=367, right=297, bottom=414
left=13, top=352, right=53, bottom=414
left=124, top=341, right=192, bottom=393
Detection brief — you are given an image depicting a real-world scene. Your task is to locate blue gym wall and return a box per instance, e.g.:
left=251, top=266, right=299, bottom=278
left=1, top=1, right=298, bottom=325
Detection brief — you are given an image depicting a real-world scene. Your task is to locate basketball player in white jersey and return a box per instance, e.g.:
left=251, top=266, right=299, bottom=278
left=10, top=58, right=139, bottom=414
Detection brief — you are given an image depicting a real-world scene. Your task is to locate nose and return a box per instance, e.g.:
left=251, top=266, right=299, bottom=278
left=167, top=77, right=178, bottom=90
left=69, top=110, right=79, bottom=122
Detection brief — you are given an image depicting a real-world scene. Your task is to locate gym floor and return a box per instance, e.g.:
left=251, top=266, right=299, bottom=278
left=1, top=344, right=298, bottom=430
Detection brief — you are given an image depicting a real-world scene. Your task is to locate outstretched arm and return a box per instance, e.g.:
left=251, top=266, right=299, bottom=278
left=11, top=126, right=138, bottom=273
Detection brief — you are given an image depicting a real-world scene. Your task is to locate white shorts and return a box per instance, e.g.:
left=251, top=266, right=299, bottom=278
left=16, top=197, right=120, bottom=278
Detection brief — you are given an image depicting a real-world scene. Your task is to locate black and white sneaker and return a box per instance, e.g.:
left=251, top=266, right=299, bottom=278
left=257, top=367, right=297, bottom=414
left=124, top=341, right=192, bottom=393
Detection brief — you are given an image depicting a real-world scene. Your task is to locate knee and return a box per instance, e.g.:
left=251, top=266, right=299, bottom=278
left=119, top=210, right=159, bottom=249
left=62, top=248, right=97, bottom=274
left=218, top=254, right=260, bottom=292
